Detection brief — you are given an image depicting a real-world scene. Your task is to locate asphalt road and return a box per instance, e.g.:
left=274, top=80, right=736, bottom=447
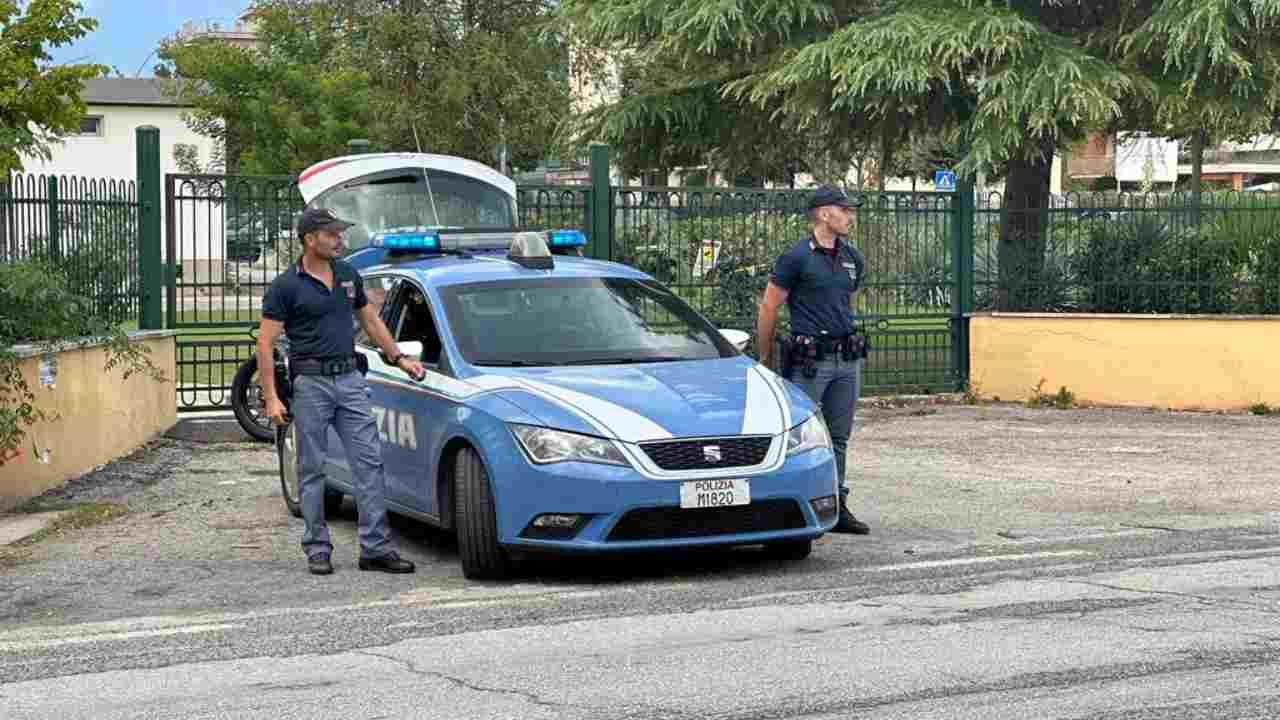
left=2, top=404, right=1278, bottom=718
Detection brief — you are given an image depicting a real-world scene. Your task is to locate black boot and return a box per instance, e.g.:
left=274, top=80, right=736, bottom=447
left=829, top=504, right=870, bottom=532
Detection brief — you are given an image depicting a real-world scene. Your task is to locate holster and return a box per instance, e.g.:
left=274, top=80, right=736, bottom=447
left=787, top=335, right=820, bottom=379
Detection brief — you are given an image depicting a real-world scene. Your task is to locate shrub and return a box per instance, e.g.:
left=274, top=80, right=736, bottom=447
left=1074, top=216, right=1241, bottom=314
left=0, top=258, right=165, bottom=465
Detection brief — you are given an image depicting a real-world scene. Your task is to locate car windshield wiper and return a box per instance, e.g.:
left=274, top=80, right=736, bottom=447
left=559, top=356, right=688, bottom=366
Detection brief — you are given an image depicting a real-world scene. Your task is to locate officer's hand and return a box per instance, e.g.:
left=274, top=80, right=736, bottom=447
left=398, top=356, right=426, bottom=381
left=265, top=397, right=289, bottom=426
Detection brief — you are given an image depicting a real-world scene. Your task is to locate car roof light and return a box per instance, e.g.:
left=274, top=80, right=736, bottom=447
left=547, top=229, right=587, bottom=248
left=508, top=231, right=554, bottom=269
left=370, top=229, right=441, bottom=252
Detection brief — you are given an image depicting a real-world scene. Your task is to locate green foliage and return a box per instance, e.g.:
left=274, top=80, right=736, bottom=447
left=160, top=0, right=570, bottom=175
left=1027, top=379, right=1075, bottom=409
left=0, top=0, right=107, bottom=174
left=0, top=259, right=166, bottom=465
left=1074, top=213, right=1271, bottom=314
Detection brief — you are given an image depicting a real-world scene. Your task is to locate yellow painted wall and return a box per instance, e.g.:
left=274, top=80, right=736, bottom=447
left=969, top=313, right=1280, bottom=411
left=0, top=333, right=176, bottom=510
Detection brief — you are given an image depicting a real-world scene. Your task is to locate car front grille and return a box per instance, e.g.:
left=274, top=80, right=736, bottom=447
left=639, top=436, right=772, bottom=471
left=606, top=499, right=806, bottom=542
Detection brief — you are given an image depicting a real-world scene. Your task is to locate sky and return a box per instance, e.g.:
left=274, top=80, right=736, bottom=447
left=46, top=0, right=255, bottom=77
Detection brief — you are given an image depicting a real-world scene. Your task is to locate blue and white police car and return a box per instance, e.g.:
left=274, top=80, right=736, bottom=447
left=276, top=152, right=840, bottom=579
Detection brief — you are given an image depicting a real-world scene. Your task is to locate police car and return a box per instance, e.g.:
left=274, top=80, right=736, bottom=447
left=276, top=152, right=840, bottom=579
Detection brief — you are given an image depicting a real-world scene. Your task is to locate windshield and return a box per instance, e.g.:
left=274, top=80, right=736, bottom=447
left=438, top=278, right=737, bottom=367
left=314, top=167, right=516, bottom=251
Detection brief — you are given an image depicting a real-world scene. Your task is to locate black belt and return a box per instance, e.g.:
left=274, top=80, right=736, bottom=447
left=792, top=333, right=856, bottom=353
left=290, top=355, right=357, bottom=376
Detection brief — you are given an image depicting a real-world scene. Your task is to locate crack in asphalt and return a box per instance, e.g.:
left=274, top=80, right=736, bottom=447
left=352, top=650, right=604, bottom=714
left=708, top=645, right=1280, bottom=720
left=1066, top=580, right=1280, bottom=614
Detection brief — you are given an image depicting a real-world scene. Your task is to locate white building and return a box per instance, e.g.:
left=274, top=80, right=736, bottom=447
left=23, top=77, right=227, bottom=279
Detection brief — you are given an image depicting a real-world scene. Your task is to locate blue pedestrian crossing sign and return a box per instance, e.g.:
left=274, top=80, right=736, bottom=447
left=934, top=170, right=957, bottom=191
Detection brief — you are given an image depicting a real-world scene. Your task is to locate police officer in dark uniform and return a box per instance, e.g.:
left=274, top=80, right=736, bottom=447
left=756, top=185, right=871, bottom=534
left=258, top=207, right=426, bottom=575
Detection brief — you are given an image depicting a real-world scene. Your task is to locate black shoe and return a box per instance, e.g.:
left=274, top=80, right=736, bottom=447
left=832, top=508, right=870, bottom=535
left=308, top=552, right=333, bottom=575
left=359, top=552, right=415, bottom=574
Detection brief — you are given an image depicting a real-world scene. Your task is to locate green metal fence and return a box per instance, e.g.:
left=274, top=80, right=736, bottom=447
left=0, top=172, right=142, bottom=326
left=606, top=186, right=963, bottom=394
left=166, top=173, right=304, bottom=411
left=970, top=190, right=1280, bottom=315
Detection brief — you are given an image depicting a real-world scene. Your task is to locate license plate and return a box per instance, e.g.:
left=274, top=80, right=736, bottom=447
left=679, top=478, right=750, bottom=509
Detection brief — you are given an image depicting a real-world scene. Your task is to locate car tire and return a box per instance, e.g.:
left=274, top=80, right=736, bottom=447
left=764, top=538, right=813, bottom=561
left=453, top=446, right=510, bottom=580
left=231, top=356, right=275, bottom=443
left=276, top=423, right=302, bottom=519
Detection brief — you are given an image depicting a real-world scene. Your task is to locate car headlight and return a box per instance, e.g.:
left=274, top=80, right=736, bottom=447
left=509, top=424, right=630, bottom=466
left=786, top=413, right=831, bottom=456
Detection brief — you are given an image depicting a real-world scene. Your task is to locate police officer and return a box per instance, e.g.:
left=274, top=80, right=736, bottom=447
left=756, top=185, right=871, bottom=535
left=258, top=207, right=426, bottom=575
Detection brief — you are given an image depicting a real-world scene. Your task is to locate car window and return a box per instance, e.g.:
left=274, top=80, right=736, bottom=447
left=315, top=168, right=517, bottom=252
left=437, top=277, right=736, bottom=367
left=393, top=281, right=444, bottom=367
left=356, top=275, right=400, bottom=347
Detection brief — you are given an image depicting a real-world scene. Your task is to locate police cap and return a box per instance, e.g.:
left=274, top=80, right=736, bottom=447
left=807, top=184, right=863, bottom=210
left=297, top=207, right=355, bottom=238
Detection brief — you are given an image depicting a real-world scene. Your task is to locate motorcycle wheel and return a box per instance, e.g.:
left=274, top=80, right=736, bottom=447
left=231, top=355, right=275, bottom=443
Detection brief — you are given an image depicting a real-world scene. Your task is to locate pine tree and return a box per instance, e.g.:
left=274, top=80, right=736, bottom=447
left=558, top=0, right=1280, bottom=309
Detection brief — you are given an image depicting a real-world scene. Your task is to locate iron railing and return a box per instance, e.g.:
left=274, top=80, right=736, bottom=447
left=610, top=186, right=961, bottom=394
left=971, top=190, right=1280, bottom=316
left=166, top=173, right=303, bottom=410
left=1, top=173, right=141, bottom=326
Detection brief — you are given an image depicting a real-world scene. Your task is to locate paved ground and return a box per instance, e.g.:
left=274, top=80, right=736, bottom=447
left=1, top=402, right=1278, bottom=718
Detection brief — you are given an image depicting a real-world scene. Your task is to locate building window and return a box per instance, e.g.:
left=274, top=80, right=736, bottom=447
left=78, top=116, right=103, bottom=136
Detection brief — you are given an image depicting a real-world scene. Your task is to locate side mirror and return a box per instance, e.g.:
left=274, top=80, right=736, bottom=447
left=718, top=329, right=750, bottom=352
left=396, top=340, right=424, bottom=360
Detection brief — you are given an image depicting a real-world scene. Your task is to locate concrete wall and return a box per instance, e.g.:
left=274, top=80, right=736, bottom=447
left=0, top=331, right=177, bottom=510
left=969, top=313, right=1280, bottom=411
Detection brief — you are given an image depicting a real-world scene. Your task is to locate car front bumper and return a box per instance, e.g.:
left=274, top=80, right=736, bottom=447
left=489, top=440, right=840, bottom=552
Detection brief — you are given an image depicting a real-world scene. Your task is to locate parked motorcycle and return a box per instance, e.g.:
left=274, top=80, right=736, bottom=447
left=230, top=327, right=289, bottom=443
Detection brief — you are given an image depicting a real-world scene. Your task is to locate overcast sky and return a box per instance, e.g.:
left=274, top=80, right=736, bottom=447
left=47, top=0, right=254, bottom=77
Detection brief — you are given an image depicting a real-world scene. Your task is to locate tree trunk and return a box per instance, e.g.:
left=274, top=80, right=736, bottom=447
left=997, top=136, right=1056, bottom=311
left=1189, top=129, right=1206, bottom=225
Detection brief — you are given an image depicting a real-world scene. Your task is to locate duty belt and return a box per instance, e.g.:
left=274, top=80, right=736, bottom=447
left=290, top=355, right=357, bottom=376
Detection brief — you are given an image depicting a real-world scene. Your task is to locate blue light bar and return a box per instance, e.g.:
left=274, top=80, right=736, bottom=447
left=547, top=229, right=587, bottom=248
left=370, top=230, right=440, bottom=251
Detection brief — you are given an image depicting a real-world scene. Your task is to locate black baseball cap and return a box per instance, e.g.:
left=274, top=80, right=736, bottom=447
left=807, top=184, right=862, bottom=210
left=297, top=207, right=355, bottom=238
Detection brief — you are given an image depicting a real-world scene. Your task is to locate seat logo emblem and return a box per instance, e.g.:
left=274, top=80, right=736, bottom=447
left=703, top=445, right=722, bottom=462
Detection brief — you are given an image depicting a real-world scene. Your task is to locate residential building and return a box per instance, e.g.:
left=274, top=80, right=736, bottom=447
left=20, top=77, right=226, bottom=283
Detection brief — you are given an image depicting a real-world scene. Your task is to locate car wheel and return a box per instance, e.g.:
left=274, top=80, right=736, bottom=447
left=231, top=356, right=275, bottom=443
left=453, top=446, right=510, bottom=580
left=764, top=538, right=813, bottom=561
left=276, top=423, right=302, bottom=518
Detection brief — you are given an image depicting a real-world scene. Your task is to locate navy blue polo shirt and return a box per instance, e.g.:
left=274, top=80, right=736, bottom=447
left=261, top=258, right=368, bottom=361
left=769, top=235, right=865, bottom=337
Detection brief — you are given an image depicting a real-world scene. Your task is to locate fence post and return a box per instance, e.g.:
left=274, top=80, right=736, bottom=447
left=588, top=143, right=611, bottom=261
left=136, top=126, right=163, bottom=330
left=950, top=176, right=976, bottom=392
left=46, top=176, right=61, bottom=261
